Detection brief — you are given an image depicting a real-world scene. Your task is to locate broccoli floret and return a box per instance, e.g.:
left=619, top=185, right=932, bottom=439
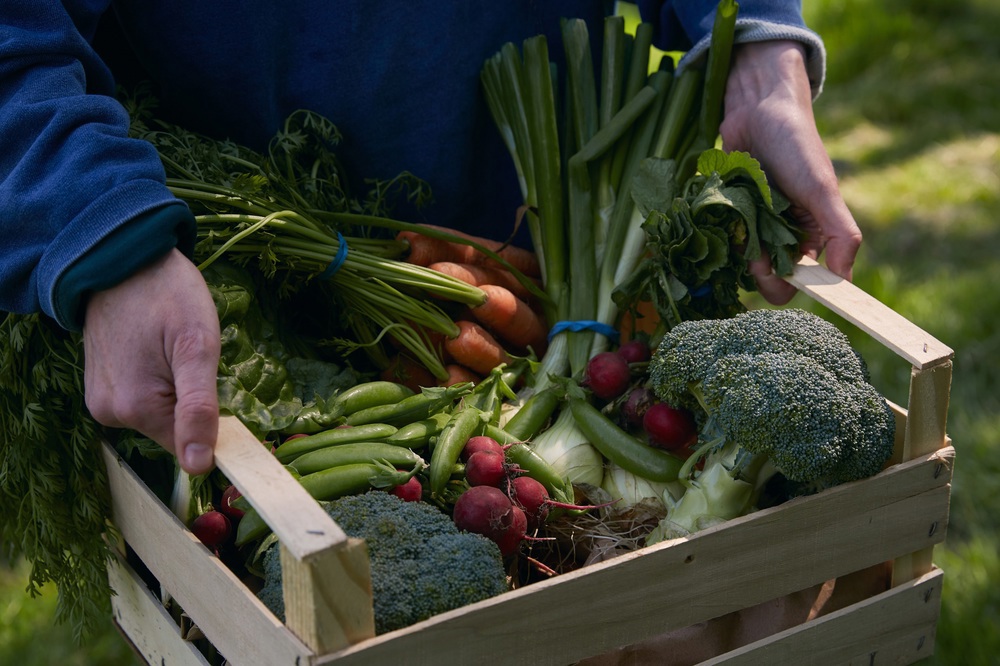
left=646, top=308, right=895, bottom=544
left=256, top=491, right=508, bottom=634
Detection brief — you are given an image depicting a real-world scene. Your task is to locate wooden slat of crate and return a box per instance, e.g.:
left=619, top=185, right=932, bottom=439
left=703, top=568, right=943, bottom=665
left=101, top=442, right=316, bottom=666
left=107, top=554, right=210, bottom=666
left=312, top=446, right=953, bottom=666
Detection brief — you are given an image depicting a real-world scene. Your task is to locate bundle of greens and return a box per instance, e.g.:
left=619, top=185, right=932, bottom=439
left=126, top=96, right=489, bottom=381
left=480, top=1, right=742, bottom=390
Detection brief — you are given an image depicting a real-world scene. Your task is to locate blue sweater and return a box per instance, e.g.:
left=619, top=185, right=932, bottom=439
left=0, top=1, right=823, bottom=330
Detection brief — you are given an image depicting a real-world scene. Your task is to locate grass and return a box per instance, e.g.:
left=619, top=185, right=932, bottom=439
left=1, top=0, right=997, bottom=662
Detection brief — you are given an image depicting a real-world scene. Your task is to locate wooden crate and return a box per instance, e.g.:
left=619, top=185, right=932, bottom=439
left=102, top=257, right=955, bottom=665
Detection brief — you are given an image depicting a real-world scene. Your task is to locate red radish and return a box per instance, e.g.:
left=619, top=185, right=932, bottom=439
left=584, top=351, right=631, bottom=400
left=219, top=485, right=245, bottom=521
left=191, top=510, right=232, bottom=549
left=643, top=402, right=698, bottom=451
left=507, top=475, right=550, bottom=530
left=465, top=450, right=507, bottom=487
left=621, top=386, right=655, bottom=428
left=452, top=486, right=524, bottom=556
left=617, top=339, right=651, bottom=364
left=461, top=435, right=504, bottom=462
left=493, top=505, right=528, bottom=557
left=390, top=476, right=423, bottom=502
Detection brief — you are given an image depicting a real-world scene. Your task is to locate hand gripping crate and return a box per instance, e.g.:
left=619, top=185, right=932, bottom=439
left=101, top=257, right=954, bottom=666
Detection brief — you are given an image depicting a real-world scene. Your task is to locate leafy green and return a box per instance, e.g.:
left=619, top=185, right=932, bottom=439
left=614, top=148, right=805, bottom=329
left=0, top=313, right=115, bottom=643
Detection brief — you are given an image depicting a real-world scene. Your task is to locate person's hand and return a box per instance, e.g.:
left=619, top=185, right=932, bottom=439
left=719, top=40, right=862, bottom=304
left=83, top=248, right=221, bottom=475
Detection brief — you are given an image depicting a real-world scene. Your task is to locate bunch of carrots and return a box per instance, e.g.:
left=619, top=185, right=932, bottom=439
left=391, top=224, right=549, bottom=389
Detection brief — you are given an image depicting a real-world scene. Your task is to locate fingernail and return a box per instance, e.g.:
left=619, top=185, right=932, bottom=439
left=184, top=443, right=213, bottom=472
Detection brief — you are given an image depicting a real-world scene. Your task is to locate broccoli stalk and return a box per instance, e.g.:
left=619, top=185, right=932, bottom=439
left=646, top=309, right=896, bottom=545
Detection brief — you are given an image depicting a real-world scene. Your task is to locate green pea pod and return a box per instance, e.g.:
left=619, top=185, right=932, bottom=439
left=234, top=461, right=419, bottom=546
left=273, top=422, right=398, bottom=463
left=568, top=397, right=683, bottom=483
left=429, top=407, right=487, bottom=497
left=502, top=386, right=562, bottom=441
left=332, top=380, right=416, bottom=417
left=345, top=382, right=473, bottom=427
left=289, top=442, right=426, bottom=476
left=504, top=442, right=575, bottom=505
left=385, top=412, right=452, bottom=449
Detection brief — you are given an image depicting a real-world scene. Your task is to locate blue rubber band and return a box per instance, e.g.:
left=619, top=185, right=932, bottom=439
left=548, top=320, right=620, bottom=343
left=689, top=284, right=712, bottom=298
left=321, top=232, right=349, bottom=279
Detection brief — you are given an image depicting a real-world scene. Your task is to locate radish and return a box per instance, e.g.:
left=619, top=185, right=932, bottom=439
left=219, top=485, right=245, bottom=521
left=390, top=475, right=424, bottom=502
left=643, top=402, right=698, bottom=451
left=584, top=351, right=631, bottom=401
left=452, top=486, right=524, bottom=557
left=465, top=449, right=507, bottom=487
left=461, top=435, right=504, bottom=462
left=191, top=510, right=232, bottom=550
left=617, top=339, right=651, bottom=364
left=507, top=475, right=550, bottom=531
left=621, top=386, right=655, bottom=428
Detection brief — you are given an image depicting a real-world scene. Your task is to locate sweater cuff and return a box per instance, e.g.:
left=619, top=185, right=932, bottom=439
left=678, top=19, right=828, bottom=99
left=53, top=203, right=197, bottom=331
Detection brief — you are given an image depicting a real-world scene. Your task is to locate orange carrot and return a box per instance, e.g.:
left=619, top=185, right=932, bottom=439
left=380, top=355, right=438, bottom=393
left=396, top=226, right=541, bottom=278
left=470, top=284, right=548, bottom=353
left=439, top=363, right=482, bottom=387
left=443, top=320, right=511, bottom=376
left=428, top=261, right=542, bottom=303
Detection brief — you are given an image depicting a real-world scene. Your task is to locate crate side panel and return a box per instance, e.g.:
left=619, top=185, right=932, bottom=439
left=702, top=568, right=942, bottom=666
left=102, top=443, right=313, bottom=666
left=107, top=555, right=211, bottom=666
left=314, top=449, right=952, bottom=666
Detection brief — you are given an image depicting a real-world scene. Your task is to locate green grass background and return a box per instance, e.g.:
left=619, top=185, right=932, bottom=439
left=2, top=0, right=997, bottom=662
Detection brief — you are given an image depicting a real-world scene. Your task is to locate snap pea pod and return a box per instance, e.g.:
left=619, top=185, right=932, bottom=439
left=331, top=380, right=416, bottom=416
left=234, top=461, right=421, bottom=546
left=345, top=382, right=473, bottom=427
left=273, top=422, right=398, bottom=463
left=289, top=442, right=426, bottom=476
left=429, top=407, right=488, bottom=497
left=502, top=386, right=561, bottom=441
left=568, top=397, right=683, bottom=483
left=385, top=412, right=452, bottom=449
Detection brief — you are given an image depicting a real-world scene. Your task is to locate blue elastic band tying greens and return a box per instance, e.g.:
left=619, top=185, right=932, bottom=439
left=321, top=232, right=349, bottom=279
left=548, top=320, right=620, bottom=343
left=689, top=284, right=712, bottom=298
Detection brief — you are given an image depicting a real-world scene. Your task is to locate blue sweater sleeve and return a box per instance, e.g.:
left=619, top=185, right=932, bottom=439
left=0, top=1, right=194, bottom=330
left=637, top=0, right=827, bottom=97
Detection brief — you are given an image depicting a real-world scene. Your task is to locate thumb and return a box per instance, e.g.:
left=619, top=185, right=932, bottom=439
left=169, top=327, right=221, bottom=475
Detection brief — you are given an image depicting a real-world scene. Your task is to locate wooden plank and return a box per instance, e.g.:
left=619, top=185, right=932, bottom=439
left=101, top=441, right=315, bottom=666
left=784, top=257, right=953, bottom=369
left=314, top=447, right=954, bottom=666
left=703, top=568, right=942, bottom=665
left=107, top=555, right=211, bottom=666
left=215, top=415, right=347, bottom=561
left=281, top=539, right=375, bottom=655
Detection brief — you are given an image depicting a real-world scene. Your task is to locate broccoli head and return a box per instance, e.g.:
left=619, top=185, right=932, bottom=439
left=257, top=490, right=508, bottom=635
left=646, top=308, right=896, bottom=544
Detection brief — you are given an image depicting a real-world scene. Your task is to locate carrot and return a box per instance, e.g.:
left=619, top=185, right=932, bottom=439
left=380, top=355, right=438, bottom=393
left=428, top=261, right=542, bottom=302
left=443, top=320, right=511, bottom=376
left=439, top=363, right=482, bottom=387
left=396, top=226, right=541, bottom=278
left=470, top=284, right=548, bottom=353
